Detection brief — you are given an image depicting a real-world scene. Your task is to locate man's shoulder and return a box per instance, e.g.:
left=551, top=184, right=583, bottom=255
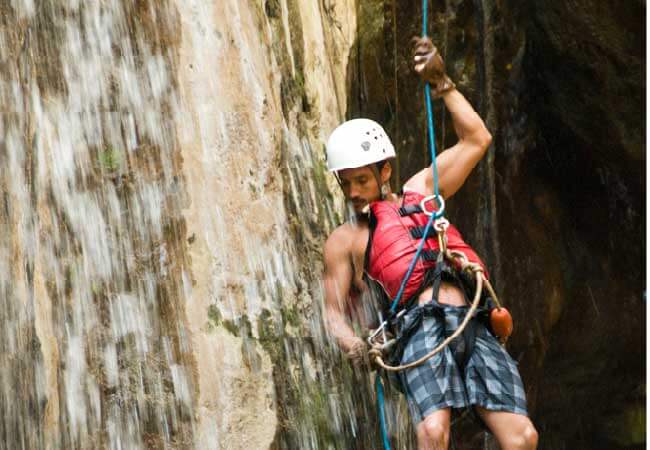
left=326, top=223, right=354, bottom=248
left=324, top=221, right=366, bottom=255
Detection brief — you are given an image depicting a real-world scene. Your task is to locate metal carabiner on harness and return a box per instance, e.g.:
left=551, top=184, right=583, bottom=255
left=419, top=194, right=445, bottom=218
left=433, top=217, right=449, bottom=253
left=368, top=309, right=406, bottom=346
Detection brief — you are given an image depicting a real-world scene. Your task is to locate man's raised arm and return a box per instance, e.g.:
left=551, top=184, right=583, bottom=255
left=405, top=37, right=492, bottom=199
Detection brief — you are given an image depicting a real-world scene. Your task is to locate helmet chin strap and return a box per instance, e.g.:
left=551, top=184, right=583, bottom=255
left=333, top=172, right=366, bottom=216
left=371, top=164, right=388, bottom=201
left=333, top=167, right=387, bottom=199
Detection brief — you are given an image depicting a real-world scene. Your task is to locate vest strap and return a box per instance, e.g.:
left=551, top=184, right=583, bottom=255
left=398, top=204, right=423, bottom=216
left=420, top=250, right=439, bottom=261
left=409, top=226, right=437, bottom=239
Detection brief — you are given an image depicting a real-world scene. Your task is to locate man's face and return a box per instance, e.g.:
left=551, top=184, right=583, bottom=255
left=337, top=166, right=380, bottom=213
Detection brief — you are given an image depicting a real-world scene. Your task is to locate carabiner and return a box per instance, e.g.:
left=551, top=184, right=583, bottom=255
left=419, top=194, right=445, bottom=218
left=433, top=217, right=449, bottom=233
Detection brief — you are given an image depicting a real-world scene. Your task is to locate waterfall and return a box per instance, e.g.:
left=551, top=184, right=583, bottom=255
left=0, top=1, right=378, bottom=448
left=1, top=1, right=192, bottom=448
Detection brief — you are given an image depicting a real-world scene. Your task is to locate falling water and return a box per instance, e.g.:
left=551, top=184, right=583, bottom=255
left=1, top=2, right=191, bottom=448
left=0, top=0, right=383, bottom=449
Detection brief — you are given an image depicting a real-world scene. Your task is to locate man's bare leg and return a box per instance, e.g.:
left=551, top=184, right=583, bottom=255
left=476, top=407, right=538, bottom=450
left=416, top=409, right=451, bottom=450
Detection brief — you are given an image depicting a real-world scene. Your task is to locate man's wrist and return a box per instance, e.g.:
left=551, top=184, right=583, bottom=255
left=432, top=76, right=456, bottom=98
left=338, top=335, right=361, bottom=352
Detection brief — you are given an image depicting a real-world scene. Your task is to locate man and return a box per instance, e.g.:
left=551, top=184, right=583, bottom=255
left=323, top=37, right=538, bottom=450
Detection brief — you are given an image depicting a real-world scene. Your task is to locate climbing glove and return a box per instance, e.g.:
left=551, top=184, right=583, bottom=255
left=345, top=336, right=369, bottom=368
left=412, top=36, right=455, bottom=98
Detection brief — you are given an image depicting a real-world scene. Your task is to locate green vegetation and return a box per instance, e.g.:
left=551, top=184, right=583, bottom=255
left=605, top=402, right=646, bottom=446
left=207, top=304, right=242, bottom=336
left=98, top=147, right=123, bottom=172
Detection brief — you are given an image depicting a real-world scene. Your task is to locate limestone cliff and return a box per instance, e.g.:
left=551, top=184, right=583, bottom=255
left=0, top=1, right=362, bottom=449
left=0, top=1, right=643, bottom=449
left=175, top=1, right=359, bottom=448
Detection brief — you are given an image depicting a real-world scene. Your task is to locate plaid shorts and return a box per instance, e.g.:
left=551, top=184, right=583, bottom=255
left=397, top=303, right=528, bottom=424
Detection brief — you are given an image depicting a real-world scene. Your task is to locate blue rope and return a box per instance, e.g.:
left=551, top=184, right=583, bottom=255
left=425, top=84, right=441, bottom=199
left=376, top=2, right=444, bottom=449
left=376, top=374, right=392, bottom=450
left=387, top=0, right=442, bottom=315
left=422, top=0, right=428, bottom=38
left=387, top=212, right=437, bottom=314
left=423, top=0, right=441, bottom=199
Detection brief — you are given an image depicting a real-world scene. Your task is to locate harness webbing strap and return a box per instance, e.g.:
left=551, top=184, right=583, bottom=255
left=409, top=226, right=439, bottom=240
left=420, top=250, right=439, bottom=262
left=398, top=204, right=422, bottom=216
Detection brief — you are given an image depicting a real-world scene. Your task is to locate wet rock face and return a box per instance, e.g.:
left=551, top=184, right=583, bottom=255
left=519, top=1, right=645, bottom=449
left=1, top=0, right=363, bottom=448
left=347, top=1, right=644, bottom=449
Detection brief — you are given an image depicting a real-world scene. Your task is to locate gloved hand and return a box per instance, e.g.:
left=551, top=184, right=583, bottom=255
left=412, top=36, right=455, bottom=98
left=344, top=336, right=368, bottom=368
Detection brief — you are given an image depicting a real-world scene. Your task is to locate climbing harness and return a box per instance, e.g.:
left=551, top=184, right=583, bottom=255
left=369, top=2, right=512, bottom=449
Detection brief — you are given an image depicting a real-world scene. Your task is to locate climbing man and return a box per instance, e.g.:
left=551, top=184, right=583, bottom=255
left=322, top=37, right=539, bottom=450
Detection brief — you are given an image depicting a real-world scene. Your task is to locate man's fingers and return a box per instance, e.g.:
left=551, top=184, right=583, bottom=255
left=412, top=36, right=433, bottom=59
left=345, top=338, right=368, bottom=366
left=413, top=42, right=432, bottom=54
left=411, top=36, right=433, bottom=48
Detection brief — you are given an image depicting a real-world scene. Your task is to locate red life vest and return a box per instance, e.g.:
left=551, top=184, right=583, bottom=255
left=365, top=190, right=488, bottom=305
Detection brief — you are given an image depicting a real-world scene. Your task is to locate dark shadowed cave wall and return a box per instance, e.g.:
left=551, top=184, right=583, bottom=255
left=346, top=1, right=645, bottom=449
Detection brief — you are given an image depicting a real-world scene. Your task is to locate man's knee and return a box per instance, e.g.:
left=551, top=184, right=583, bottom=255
left=522, top=424, right=539, bottom=449
left=420, top=417, right=449, bottom=448
left=507, top=423, right=538, bottom=450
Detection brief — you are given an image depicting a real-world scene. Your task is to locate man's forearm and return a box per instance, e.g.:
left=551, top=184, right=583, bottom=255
left=441, top=89, right=491, bottom=145
left=326, top=308, right=360, bottom=352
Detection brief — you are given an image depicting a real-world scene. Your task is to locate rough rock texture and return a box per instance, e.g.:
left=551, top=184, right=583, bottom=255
left=1, top=2, right=195, bottom=448
left=174, top=1, right=366, bottom=449
left=519, top=2, right=645, bottom=448
left=1, top=1, right=365, bottom=449
left=347, top=1, right=644, bottom=449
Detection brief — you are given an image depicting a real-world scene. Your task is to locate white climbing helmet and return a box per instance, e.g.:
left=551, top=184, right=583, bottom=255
left=326, top=118, right=396, bottom=171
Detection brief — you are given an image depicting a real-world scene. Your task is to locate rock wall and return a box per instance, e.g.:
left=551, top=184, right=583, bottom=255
left=1, top=1, right=364, bottom=449
left=174, top=1, right=361, bottom=449
left=518, top=1, right=645, bottom=448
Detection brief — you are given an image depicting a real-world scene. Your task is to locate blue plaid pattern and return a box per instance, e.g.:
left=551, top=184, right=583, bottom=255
left=398, top=304, right=528, bottom=424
